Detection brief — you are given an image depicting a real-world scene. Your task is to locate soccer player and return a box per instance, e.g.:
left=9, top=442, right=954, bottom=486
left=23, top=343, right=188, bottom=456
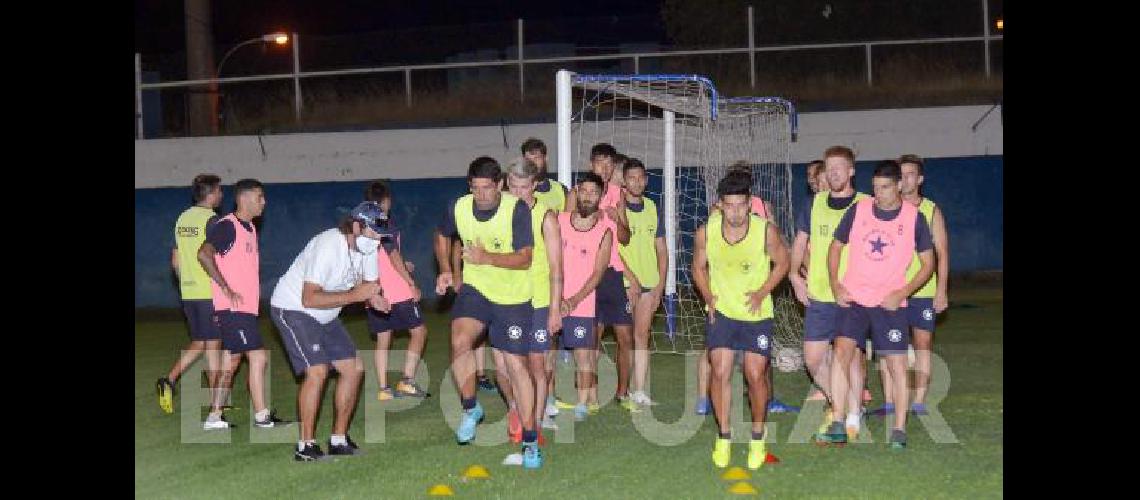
left=618, top=157, right=666, bottom=407
left=269, top=201, right=393, bottom=461
left=196, top=179, right=289, bottom=430
left=434, top=157, right=537, bottom=461
left=871, top=154, right=949, bottom=417
left=789, top=146, right=870, bottom=440
left=815, top=160, right=934, bottom=449
left=565, top=144, right=634, bottom=411
left=692, top=173, right=789, bottom=470
left=521, top=137, right=569, bottom=212
left=806, top=160, right=826, bottom=195
left=363, top=181, right=431, bottom=401
left=559, top=172, right=614, bottom=421
left=504, top=157, right=563, bottom=445
left=157, top=174, right=224, bottom=415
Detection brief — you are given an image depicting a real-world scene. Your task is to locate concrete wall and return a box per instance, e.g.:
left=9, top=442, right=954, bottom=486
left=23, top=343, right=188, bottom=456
left=135, top=105, right=1002, bottom=188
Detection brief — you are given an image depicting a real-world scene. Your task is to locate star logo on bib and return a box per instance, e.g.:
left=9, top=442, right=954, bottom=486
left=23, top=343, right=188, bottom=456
left=741, top=262, right=751, bottom=273
left=508, top=325, right=522, bottom=340
left=574, top=326, right=586, bottom=339
left=535, top=330, right=548, bottom=343
left=922, top=308, right=934, bottom=321
left=869, top=236, right=888, bottom=255
left=757, top=335, right=769, bottom=350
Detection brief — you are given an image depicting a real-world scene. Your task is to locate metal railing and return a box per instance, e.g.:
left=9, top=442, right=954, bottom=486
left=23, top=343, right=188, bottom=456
left=135, top=4, right=1002, bottom=139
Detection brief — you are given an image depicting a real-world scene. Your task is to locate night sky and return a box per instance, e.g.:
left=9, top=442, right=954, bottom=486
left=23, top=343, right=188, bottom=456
left=135, top=0, right=665, bottom=54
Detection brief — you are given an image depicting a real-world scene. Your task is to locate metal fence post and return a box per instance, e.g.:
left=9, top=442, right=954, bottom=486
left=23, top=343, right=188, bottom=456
left=982, top=0, right=991, bottom=78
left=518, top=18, right=525, bottom=103
left=292, top=32, right=302, bottom=123
left=865, top=44, right=873, bottom=87
left=136, top=53, right=144, bottom=139
left=748, top=5, right=756, bottom=90
left=405, top=69, right=413, bottom=108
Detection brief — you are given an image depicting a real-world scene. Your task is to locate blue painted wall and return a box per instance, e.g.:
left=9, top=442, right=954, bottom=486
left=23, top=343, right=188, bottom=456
left=135, top=155, right=1001, bottom=308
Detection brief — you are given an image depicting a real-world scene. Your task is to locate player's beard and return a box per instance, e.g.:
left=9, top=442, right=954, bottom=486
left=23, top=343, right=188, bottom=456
left=577, top=200, right=598, bottom=218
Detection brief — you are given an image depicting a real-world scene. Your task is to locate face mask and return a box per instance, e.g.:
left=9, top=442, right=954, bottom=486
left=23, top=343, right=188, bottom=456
left=355, top=235, right=380, bottom=255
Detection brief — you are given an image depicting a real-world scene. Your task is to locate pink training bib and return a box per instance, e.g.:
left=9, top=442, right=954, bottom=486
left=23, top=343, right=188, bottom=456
left=598, top=182, right=626, bottom=272
left=377, top=233, right=414, bottom=303
left=211, top=213, right=260, bottom=315
left=559, top=211, right=610, bottom=317
left=841, top=198, right=918, bottom=308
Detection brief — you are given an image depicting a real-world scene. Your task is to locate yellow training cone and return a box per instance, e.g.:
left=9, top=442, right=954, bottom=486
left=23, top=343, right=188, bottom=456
left=728, top=482, right=759, bottom=495
left=427, top=484, right=454, bottom=496
left=721, top=466, right=751, bottom=481
left=462, top=464, right=491, bottom=479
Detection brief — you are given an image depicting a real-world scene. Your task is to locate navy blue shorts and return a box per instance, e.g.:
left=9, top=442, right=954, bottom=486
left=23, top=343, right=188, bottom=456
left=560, top=316, right=596, bottom=349
left=804, top=300, right=841, bottom=342
left=596, top=268, right=632, bottom=326
left=527, top=307, right=553, bottom=354
left=270, top=307, right=358, bottom=376
left=452, top=285, right=533, bottom=355
left=705, top=312, right=773, bottom=356
left=218, top=311, right=264, bottom=354
left=907, top=297, right=937, bottom=333
left=367, top=299, right=425, bottom=338
left=838, top=304, right=910, bottom=355
left=182, top=299, right=221, bottom=341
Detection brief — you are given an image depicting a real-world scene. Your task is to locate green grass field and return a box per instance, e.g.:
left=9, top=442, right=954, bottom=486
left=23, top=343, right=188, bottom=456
left=135, top=285, right=1002, bottom=499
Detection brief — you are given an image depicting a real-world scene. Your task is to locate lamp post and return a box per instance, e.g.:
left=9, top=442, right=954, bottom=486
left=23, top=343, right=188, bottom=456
left=213, top=33, right=289, bottom=132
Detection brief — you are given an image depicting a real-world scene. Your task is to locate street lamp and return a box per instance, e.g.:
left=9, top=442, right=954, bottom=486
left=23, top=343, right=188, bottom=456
left=213, top=33, right=289, bottom=133
left=216, top=33, right=289, bottom=79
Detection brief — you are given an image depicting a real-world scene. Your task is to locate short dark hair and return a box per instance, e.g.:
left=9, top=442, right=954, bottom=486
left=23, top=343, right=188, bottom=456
left=192, top=174, right=221, bottom=203
left=717, top=172, right=752, bottom=197
left=467, top=156, right=502, bottom=182
left=824, top=145, right=855, bottom=162
left=728, top=161, right=752, bottom=177
left=520, top=138, right=547, bottom=156
left=234, top=178, right=263, bottom=196
left=576, top=172, right=606, bottom=191
left=589, top=143, right=617, bottom=161
left=364, top=180, right=391, bottom=203
left=612, top=152, right=628, bottom=168
left=898, top=154, right=924, bottom=175
left=873, top=159, right=902, bottom=181
left=623, top=157, right=646, bottom=174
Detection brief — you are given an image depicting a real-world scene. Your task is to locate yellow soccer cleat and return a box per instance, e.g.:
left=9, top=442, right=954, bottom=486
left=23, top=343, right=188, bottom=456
left=747, top=439, right=767, bottom=471
left=712, top=438, right=731, bottom=468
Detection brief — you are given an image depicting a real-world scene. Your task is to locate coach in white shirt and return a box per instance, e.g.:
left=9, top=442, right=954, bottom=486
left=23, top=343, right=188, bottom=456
left=270, top=201, right=393, bottom=462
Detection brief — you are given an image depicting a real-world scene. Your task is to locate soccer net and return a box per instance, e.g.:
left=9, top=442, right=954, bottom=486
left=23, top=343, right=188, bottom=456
left=554, top=71, right=802, bottom=371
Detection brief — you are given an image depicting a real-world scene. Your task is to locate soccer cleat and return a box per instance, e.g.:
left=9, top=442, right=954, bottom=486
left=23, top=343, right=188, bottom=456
left=711, top=438, right=731, bottom=468
left=631, top=390, right=659, bottom=406
left=508, top=409, right=523, bottom=444
left=328, top=435, right=361, bottom=456
left=545, top=396, right=559, bottom=416
left=294, top=442, right=326, bottom=462
left=254, top=409, right=294, bottom=428
left=457, top=402, right=485, bottom=444
left=541, top=415, right=559, bottom=430
left=574, top=403, right=589, bottom=422
left=889, top=429, right=907, bottom=450
left=817, top=408, right=834, bottom=435
left=619, top=395, right=641, bottom=413
left=156, top=377, right=174, bottom=414
left=588, top=403, right=600, bottom=415
left=869, top=404, right=895, bottom=417
left=767, top=398, right=799, bottom=414
left=747, top=439, right=767, bottom=470
left=202, top=414, right=233, bottom=431
left=695, top=397, right=711, bottom=416
left=477, top=375, right=496, bottom=392
left=522, top=443, right=543, bottom=469
left=377, top=386, right=396, bottom=401
left=911, top=403, right=929, bottom=416
left=813, top=422, right=848, bottom=446
left=395, top=378, right=430, bottom=398
left=846, top=423, right=860, bottom=441
left=554, top=398, right=576, bottom=410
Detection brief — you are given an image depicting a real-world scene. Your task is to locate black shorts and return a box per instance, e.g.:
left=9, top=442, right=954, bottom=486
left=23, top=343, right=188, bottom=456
left=367, top=299, right=425, bottom=338
left=271, top=307, right=358, bottom=376
left=596, top=268, right=633, bottom=326
left=451, top=285, right=533, bottom=355
left=218, top=311, right=264, bottom=354
left=182, top=299, right=221, bottom=341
